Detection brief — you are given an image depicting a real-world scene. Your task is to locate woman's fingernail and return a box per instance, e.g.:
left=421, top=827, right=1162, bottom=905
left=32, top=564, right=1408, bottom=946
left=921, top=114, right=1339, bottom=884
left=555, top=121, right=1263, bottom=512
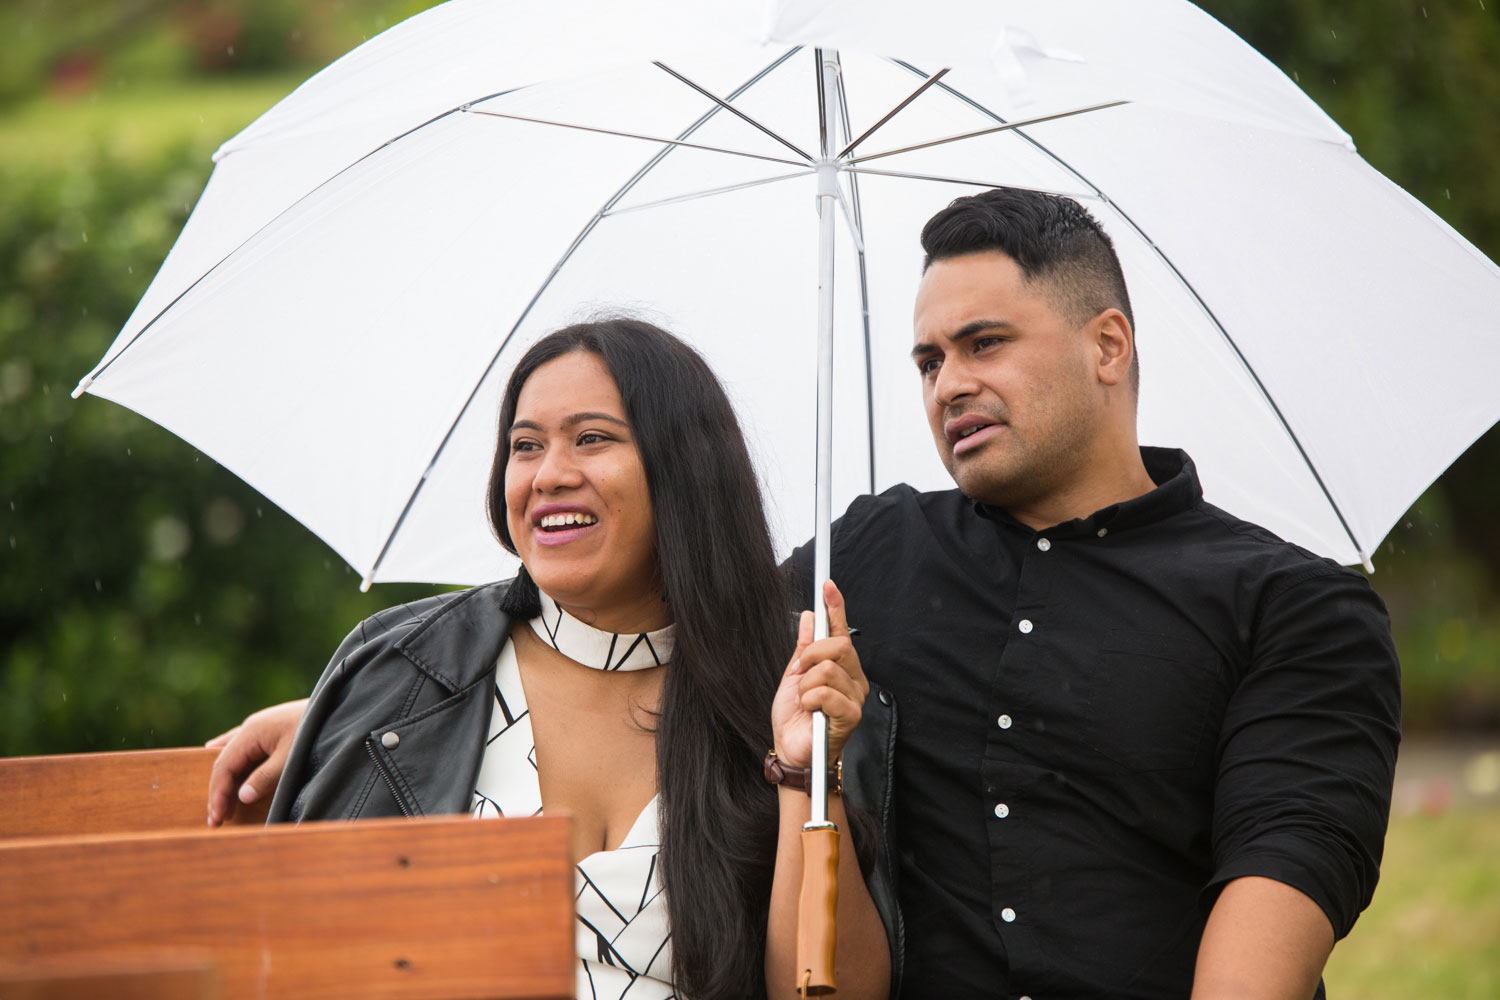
left=238, top=784, right=259, bottom=804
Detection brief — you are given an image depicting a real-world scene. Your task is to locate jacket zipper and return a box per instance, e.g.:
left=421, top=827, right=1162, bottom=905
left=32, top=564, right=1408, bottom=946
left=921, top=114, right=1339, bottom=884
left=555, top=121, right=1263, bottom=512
left=365, top=737, right=413, bottom=817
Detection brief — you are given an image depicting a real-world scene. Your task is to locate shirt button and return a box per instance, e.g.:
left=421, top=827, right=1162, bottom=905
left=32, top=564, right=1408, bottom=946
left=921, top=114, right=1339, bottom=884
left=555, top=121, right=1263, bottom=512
left=381, top=731, right=399, bottom=749
left=1018, top=619, right=1033, bottom=634
left=1001, top=907, right=1017, bottom=923
left=994, top=803, right=1010, bottom=818
left=997, top=714, right=1013, bottom=729
left=1036, top=537, right=1051, bottom=552
left=1097, top=527, right=1109, bottom=538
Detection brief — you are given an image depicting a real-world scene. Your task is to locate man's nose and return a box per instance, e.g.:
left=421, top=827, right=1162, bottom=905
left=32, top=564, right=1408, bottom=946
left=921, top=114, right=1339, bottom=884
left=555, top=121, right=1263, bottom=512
left=932, top=357, right=978, bottom=407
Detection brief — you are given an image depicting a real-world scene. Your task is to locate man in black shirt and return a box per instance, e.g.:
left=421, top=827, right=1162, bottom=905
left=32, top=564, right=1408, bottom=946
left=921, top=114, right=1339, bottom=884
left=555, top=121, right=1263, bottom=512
left=788, top=189, right=1399, bottom=999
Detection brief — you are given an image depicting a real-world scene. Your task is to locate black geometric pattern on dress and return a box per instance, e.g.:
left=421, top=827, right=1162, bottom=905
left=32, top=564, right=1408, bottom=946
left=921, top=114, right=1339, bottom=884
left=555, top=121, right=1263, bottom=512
left=472, top=637, right=672, bottom=999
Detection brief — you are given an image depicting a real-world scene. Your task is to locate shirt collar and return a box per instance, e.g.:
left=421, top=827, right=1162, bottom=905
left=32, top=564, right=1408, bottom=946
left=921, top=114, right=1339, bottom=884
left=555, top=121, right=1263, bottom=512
left=973, top=447, right=1202, bottom=538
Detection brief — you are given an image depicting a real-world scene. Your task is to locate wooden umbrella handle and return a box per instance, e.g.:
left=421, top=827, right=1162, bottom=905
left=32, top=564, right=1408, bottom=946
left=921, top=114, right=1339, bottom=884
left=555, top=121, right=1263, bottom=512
left=796, top=825, right=840, bottom=996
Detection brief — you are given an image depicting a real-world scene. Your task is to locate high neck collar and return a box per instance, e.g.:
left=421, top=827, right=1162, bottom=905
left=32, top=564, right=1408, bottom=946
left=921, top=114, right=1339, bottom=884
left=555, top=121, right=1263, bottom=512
left=529, top=590, right=674, bottom=672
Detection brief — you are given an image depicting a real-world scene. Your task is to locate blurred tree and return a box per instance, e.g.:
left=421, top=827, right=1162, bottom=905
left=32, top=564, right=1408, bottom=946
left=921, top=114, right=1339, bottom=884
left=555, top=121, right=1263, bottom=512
left=0, top=147, right=446, bottom=754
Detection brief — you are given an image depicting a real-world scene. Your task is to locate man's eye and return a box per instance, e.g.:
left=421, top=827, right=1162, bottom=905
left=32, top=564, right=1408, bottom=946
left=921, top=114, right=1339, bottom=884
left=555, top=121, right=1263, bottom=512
left=975, top=336, right=1002, bottom=350
left=917, top=358, right=941, bottom=376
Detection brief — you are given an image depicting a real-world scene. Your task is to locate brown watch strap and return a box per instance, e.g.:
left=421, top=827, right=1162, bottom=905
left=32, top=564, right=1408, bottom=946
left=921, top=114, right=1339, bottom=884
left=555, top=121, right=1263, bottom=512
left=763, top=751, right=842, bottom=795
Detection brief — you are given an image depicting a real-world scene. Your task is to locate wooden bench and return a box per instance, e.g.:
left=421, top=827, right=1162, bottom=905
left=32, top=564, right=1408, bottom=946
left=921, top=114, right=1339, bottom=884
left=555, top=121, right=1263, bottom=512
left=0, top=746, right=269, bottom=839
left=0, top=814, right=574, bottom=999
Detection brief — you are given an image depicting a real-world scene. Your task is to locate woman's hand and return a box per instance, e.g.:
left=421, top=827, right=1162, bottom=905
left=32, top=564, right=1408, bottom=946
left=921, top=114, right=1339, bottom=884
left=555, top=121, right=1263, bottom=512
left=771, top=580, right=868, bottom=769
left=205, top=697, right=308, bottom=826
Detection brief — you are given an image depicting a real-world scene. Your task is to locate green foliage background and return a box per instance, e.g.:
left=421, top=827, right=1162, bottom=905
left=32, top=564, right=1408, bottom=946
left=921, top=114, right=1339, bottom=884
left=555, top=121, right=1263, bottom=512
left=2, top=0, right=1498, bottom=755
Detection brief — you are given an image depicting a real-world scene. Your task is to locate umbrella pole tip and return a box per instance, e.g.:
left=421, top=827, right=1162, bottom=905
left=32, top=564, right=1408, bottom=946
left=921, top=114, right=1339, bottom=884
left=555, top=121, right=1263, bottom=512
left=70, top=376, right=94, bottom=399
left=359, top=573, right=374, bottom=593
left=1360, top=553, right=1375, bottom=574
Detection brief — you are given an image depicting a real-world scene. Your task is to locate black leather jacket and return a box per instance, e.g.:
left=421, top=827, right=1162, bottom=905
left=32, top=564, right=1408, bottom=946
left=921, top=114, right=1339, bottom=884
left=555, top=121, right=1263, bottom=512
left=267, top=581, right=905, bottom=995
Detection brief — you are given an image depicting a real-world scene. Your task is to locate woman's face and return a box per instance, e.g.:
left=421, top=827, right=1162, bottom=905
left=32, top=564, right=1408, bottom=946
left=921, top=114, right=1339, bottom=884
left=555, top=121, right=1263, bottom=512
left=504, top=351, right=663, bottom=629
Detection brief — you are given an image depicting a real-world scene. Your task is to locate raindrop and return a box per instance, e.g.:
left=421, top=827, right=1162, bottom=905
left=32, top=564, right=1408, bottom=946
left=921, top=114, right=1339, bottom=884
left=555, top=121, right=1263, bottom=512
left=82, top=231, right=88, bottom=243
left=1445, top=188, right=1452, bottom=199
left=81, top=306, right=88, bottom=316
left=1293, top=70, right=1300, bottom=82
left=8, top=537, right=14, bottom=549
left=1330, top=29, right=1337, bottom=38
left=194, top=612, right=202, bottom=625
left=127, top=447, right=132, bottom=456
left=128, top=265, right=133, bottom=274
left=226, top=45, right=235, bottom=57
left=1422, top=6, right=1428, bottom=15
left=94, top=578, right=102, bottom=592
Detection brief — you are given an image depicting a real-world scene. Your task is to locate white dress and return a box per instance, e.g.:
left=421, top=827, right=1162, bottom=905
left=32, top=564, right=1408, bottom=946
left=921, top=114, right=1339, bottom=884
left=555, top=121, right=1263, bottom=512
left=471, top=637, right=675, bottom=1000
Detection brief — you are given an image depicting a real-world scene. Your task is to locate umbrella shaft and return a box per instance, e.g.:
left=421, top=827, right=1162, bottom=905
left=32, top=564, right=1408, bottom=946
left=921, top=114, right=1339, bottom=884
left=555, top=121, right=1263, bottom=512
left=809, top=50, right=842, bottom=828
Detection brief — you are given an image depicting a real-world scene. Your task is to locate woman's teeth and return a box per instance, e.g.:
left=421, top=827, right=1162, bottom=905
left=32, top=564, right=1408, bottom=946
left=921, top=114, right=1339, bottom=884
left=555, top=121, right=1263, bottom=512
left=539, top=512, right=598, bottom=530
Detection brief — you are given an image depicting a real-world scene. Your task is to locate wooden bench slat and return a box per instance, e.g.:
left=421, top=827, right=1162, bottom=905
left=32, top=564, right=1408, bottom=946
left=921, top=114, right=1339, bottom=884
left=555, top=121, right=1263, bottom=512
left=1, top=815, right=574, bottom=1000
left=0, top=747, right=269, bottom=838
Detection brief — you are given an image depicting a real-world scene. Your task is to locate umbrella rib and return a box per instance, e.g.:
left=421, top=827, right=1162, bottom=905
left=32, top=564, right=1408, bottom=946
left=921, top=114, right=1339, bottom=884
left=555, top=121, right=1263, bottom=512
left=887, top=59, right=1371, bottom=565
left=462, top=107, right=808, bottom=168
left=358, top=47, right=806, bottom=587
left=845, top=99, right=1130, bottom=166
left=72, top=89, right=529, bottom=396
left=602, top=169, right=813, bottom=218
left=837, top=68, right=950, bottom=160
left=653, top=61, right=816, bottom=163
left=845, top=165, right=1097, bottom=202
left=833, top=54, right=877, bottom=494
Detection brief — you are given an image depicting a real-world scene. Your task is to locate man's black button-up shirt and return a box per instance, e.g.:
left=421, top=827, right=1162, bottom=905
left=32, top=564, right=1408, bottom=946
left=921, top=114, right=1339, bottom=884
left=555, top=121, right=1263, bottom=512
left=789, top=448, right=1401, bottom=998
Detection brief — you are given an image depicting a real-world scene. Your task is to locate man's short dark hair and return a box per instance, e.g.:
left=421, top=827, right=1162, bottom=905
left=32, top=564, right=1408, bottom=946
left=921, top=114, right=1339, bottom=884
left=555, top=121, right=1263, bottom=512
left=921, top=188, right=1138, bottom=390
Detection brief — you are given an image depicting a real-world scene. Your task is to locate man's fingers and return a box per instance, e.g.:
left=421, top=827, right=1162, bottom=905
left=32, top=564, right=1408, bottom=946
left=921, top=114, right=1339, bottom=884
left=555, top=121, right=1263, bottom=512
left=822, top=579, right=850, bottom=638
left=204, top=725, right=240, bottom=749
left=238, top=746, right=288, bottom=805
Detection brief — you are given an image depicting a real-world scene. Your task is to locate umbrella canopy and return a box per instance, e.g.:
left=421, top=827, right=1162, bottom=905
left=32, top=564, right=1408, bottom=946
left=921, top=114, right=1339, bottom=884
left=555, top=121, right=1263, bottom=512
left=77, top=0, right=1500, bottom=585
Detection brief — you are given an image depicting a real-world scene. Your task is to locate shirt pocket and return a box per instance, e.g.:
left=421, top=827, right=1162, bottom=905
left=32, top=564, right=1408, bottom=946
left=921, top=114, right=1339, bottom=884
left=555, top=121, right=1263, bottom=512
left=1082, top=629, right=1222, bottom=772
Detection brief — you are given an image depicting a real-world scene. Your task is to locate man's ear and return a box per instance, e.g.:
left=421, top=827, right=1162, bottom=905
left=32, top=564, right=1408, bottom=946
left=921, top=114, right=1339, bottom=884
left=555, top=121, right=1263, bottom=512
left=1093, top=308, right=1133, bottom=387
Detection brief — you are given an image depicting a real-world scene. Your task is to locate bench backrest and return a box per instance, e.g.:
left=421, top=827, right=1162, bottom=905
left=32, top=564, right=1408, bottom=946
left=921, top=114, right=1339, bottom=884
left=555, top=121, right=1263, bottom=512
left=0, top=747, right=269, bottom=838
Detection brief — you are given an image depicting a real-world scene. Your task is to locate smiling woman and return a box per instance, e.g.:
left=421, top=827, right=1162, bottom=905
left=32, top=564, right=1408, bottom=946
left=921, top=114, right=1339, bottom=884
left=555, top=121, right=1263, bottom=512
left=248, top=318, right=892, bottom=1000
left=501, top=351, right=665, bottom=634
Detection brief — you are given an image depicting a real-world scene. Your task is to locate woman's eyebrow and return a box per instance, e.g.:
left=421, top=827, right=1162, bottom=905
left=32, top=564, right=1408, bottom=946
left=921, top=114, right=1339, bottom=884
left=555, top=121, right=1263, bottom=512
left=562, top=411, right=628, bottom=428
left=510, top=412, right=628, bottom=435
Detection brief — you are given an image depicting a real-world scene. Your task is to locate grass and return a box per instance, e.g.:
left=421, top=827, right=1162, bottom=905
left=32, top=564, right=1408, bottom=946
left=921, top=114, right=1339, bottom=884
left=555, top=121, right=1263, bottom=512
left=1324, top=806, right=1500, bottom=998
left=0, top=73, right=308, bottom=169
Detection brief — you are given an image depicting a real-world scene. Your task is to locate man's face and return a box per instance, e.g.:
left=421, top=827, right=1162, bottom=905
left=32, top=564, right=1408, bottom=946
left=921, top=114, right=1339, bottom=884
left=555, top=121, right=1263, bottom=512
left=912, top=251, right=1104, bottom=509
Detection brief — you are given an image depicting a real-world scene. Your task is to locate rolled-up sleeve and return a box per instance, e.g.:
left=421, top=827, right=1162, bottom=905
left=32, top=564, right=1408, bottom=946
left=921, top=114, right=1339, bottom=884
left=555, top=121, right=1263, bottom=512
left=1206, top=565, right=1402, bottom=938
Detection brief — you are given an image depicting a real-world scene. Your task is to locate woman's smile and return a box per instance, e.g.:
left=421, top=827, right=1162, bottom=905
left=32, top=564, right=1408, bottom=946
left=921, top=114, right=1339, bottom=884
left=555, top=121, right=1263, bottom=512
left=531, top=502, right=601, bottom=546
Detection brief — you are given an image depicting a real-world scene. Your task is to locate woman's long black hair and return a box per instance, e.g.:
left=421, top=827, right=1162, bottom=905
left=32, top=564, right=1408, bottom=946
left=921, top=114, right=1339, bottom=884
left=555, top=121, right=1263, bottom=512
left=486, top=318, right=790, bottom=999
